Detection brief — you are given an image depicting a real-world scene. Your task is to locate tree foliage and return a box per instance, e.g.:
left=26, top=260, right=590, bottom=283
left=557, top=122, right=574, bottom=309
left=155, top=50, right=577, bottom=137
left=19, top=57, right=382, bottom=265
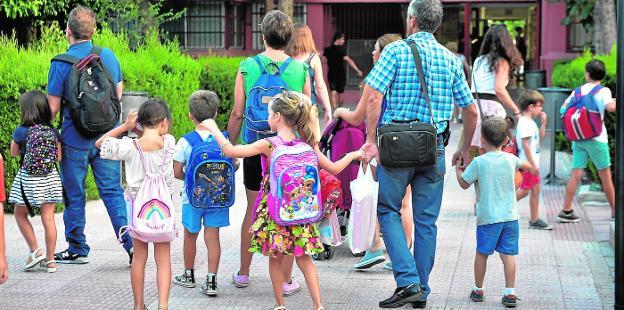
left=560, top=0, right=595, bottom=32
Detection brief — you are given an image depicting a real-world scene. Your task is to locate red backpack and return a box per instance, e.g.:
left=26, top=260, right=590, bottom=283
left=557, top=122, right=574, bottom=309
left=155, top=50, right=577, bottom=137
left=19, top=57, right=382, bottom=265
left=561, top=85, right=604, bottom=141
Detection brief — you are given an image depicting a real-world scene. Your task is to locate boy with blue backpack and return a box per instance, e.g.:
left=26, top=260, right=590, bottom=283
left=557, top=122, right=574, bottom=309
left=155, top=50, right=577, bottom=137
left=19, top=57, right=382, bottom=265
left=559, top=59, right=617, bottom=222
left=173, top=90, right=236, bottom=296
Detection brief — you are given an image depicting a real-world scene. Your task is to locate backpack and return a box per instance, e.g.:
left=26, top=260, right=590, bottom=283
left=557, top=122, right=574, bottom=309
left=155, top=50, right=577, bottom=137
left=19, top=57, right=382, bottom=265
left=266, top=136, right=323, bottom=226
left=183, top=131, right=235, bottom=208
left=126, top=140, right=176, bottom=243
left=22, top=124, right=58, bottom=176
left=242, top=56, right=293, bottom=143
left=502, top=133, right=518, bottom=156
left=52, top=46, right=121, bottom=138
left=562, top=85, right=604, bottom=141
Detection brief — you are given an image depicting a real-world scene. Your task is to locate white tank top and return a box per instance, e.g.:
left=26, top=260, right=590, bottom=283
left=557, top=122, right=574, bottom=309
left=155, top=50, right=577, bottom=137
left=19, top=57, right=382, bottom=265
left=470, top=56, right=508, bottom=95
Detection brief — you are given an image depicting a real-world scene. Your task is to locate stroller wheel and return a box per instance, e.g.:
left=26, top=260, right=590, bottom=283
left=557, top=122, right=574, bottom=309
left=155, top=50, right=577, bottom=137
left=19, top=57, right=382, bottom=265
left=312, top=252, right=322, bottom=260
left=323, top=246, right=334, bottom=260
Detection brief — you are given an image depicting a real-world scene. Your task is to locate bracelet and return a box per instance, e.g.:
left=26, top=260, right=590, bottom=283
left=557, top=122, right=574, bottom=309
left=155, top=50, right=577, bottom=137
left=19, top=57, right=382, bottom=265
left=220, top=141, right=232, bottom=149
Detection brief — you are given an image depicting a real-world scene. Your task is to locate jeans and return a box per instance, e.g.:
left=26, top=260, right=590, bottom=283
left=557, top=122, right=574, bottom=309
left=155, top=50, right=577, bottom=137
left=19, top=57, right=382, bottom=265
left=377, top=139, right=446, bottom=299
left=61, top=144, right=132, bottom=256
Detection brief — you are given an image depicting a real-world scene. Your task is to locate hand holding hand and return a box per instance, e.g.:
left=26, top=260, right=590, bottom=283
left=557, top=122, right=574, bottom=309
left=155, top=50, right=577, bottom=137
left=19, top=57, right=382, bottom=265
left=123, top=111, right=138, bottom=131
left=361, top=142, right=379, bottom=165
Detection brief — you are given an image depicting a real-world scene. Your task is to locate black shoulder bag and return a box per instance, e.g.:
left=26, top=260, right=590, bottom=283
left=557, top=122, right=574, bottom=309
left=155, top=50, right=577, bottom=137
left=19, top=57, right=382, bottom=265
left=376, top=41, right=438, bottom=168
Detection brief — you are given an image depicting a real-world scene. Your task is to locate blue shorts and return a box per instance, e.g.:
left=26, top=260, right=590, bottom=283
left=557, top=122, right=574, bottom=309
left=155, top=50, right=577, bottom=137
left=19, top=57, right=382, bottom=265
left=476, top=220, right=519, bottom=256
left=182, top=203, right=230, bottom=233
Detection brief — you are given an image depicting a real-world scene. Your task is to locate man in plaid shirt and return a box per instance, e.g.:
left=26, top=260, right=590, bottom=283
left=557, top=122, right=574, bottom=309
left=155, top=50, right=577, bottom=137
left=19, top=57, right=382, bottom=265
left=361, top=0, right=478, bottom=307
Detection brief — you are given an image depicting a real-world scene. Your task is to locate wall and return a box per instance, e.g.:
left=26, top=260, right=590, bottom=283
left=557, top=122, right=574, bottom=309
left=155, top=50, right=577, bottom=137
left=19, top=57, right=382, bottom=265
left=540, top=0, right=579, bottom=85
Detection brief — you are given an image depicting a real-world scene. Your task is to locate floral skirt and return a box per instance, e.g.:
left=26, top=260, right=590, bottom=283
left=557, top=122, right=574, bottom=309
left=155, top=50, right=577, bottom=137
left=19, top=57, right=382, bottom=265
left=249, top=193, right=324, bottom=257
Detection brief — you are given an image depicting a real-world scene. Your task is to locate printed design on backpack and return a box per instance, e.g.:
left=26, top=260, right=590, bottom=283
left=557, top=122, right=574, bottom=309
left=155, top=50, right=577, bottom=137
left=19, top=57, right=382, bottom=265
left=128, top=139, right=176, bottom=243
left=242, top=56, right=293, bottom=143
left=562, top=85, right=604, bottom=141
left=51, top=46, right=120, bottom=138
left=23, top=124, right=58, bottom=176
left=184, top=131, right=235, bottom=208
left=267, top=137, right=323, bottom=226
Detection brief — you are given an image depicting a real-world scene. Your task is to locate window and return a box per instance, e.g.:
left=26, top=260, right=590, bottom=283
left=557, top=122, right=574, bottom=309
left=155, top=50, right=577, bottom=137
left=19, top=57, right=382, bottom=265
left=230, top=3, right=245, bottom=48
left=162, top=1, right=225, bottom=49
left=568, top=22, right=594, bottom=52
left=293, top=4, right=307, bottom=24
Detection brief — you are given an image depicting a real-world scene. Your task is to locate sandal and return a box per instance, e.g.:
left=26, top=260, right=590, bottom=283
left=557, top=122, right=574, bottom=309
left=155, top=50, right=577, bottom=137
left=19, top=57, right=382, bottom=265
left=39, top=259, right=57, bottom=273
left=271, top=306, right=286, bottom=310
left=24, top=248, right=45, bottom=271
left=134, top=304, right=148, bottom=310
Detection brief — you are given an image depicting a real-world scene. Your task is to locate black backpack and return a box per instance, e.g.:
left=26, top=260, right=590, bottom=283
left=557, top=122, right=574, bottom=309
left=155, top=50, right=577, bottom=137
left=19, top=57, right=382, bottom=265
left=51, top=46, right=121, bottom=138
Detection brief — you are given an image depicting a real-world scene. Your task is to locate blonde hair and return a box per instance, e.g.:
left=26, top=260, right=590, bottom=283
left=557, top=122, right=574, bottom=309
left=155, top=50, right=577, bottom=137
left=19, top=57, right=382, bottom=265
left=287, top=24, right=317, bottom=56
left=269, top=91, right=316, bottom=146
left=377, top=33, right=402, bottom=53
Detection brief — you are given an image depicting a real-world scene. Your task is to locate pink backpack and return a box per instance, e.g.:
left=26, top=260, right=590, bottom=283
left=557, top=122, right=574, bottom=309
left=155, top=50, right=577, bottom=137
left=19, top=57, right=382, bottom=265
left=265, top=136, right=323, bottom=226
left=124, top=140, right=176, bottom=243
left=562, top=85, right=604, bottom=141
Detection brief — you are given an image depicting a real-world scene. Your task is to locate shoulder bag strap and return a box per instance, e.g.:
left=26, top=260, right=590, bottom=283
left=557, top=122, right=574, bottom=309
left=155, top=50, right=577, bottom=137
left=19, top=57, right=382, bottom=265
left=471, top=70, right=485, bottom=120
left=304, top=53, right=315, bottom=65
left=407, top=41, right=435, bottom=126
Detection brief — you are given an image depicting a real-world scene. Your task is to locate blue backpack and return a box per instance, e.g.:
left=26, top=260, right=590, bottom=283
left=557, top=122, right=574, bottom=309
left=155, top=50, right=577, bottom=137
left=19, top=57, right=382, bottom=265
left=183, top=131, right=235, bottom=208
left=242, top=56, right=293, bottom=143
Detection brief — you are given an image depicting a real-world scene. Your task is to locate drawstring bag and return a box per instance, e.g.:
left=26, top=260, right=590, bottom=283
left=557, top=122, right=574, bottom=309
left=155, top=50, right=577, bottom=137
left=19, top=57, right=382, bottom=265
left=347, top=164, right=378, bottom=254
left=318, top=210, right=343, bottom=246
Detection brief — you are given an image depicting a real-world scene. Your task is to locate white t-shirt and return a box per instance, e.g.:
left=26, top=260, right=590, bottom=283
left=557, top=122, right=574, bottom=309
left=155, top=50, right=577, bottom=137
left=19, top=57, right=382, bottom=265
left=562, top=83, right=612, bottom=143
left=470, top=56, right=509, bottom=95
left=174, top=130, right=213, bottom=204
left=516, top=116, right=540, bottom=167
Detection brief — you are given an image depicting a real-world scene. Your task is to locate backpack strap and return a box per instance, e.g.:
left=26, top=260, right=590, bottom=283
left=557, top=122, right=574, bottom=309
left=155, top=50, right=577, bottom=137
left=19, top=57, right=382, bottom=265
left=133, top=139, right=150, bottom=175
left=573, top=87, right=583, bottom=98
left=588, top=84, right=604, bottom=96
left=304, top=53, right=315, bottom=65
left=90, top=46, right=103, bottom=56
left=51, top=53, right=80, bottom=65
left=183, top=131, right=203, bottom=148
left=276, top=57, right=293, bottom=76
left=253, top=55, right=267, bottom=74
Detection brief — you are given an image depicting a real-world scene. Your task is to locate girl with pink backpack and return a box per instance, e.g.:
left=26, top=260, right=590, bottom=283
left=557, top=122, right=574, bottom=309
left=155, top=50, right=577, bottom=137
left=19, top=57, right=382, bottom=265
left=201, top=91, right=363, bottom=310
left=96, top=99, right=176, bottom=310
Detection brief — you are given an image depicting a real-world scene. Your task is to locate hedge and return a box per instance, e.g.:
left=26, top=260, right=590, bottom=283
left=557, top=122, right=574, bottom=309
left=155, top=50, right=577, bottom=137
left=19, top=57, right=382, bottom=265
left=1, top=23, right=242, bottom=212
left=551, top=46, right=617, bottom=182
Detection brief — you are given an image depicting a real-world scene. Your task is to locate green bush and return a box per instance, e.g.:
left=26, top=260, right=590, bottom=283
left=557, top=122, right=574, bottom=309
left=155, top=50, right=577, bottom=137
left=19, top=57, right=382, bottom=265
left=1, top=23, right=241, bottom=213
left=551, top=46, right=617, bottom=182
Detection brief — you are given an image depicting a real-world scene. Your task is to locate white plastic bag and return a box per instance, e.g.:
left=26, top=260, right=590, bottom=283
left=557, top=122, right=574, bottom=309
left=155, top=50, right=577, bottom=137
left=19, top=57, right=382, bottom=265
left=347, top=164, right=378, bottom=253
left=319, top=210, right=343, bottom=246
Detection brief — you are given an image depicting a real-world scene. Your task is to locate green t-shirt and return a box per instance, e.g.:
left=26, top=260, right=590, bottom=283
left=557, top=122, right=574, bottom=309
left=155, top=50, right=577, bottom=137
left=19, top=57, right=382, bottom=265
left=239, top=54, right=308, bottom=96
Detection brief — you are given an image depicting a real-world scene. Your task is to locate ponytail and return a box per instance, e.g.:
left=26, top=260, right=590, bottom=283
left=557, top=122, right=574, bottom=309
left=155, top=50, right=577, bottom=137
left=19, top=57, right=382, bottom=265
left=295, top=98, right=316, bottom=146
left=269, top=91, right=318, bottom=146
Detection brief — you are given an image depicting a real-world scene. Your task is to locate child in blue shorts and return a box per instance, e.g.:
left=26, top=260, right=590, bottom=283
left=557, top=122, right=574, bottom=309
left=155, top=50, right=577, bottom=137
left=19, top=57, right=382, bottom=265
left=456, top=117, right=532, bottom=308
left=173, top=90, right=236, bottom=296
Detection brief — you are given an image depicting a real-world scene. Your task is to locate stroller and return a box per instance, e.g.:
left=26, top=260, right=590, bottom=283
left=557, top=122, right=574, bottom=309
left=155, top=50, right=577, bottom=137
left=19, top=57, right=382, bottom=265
left=313, top=118, right=366, bottom=260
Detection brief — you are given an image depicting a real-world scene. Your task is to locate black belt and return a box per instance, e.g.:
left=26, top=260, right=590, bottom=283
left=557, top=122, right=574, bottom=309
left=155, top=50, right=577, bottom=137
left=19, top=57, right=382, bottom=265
left=473, top=93, right=499, bottom=102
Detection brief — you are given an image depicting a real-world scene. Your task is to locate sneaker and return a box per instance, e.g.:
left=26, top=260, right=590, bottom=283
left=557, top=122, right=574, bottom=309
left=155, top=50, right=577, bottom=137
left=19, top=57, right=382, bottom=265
left=200, top=274, right=218, bottom=297
left=557, top=210, right=581, bottom=223
left=354, top=249, right=385, bottom=270
left=173, top=270, right=196, bottom=288
left=470, top=290, right=484, bottom=302
left=529, top=219, right=554, bottom=230
left=383, top=261, right=393, bottom=271
left=501, top=294, right=517, bottom=308
left=54, top=249, right=88, bottom=264
left=232, top=271, right=249, bottom=288
left=283, top=278, right=302, bottom=296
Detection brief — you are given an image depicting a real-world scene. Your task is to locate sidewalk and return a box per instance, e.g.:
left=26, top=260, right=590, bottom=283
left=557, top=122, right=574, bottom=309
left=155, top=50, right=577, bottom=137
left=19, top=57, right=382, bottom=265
left=0, top=123, right=614, bottom=309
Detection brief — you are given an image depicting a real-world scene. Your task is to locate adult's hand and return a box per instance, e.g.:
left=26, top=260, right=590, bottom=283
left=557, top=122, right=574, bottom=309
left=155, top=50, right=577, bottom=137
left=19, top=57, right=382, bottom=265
left=324, top=110, right=332, bottom=124
left=333, top=107, right=349, bottom=119
left=361, top=141, right=379, bottom=165
left=452, top=147, right=472, bottom=170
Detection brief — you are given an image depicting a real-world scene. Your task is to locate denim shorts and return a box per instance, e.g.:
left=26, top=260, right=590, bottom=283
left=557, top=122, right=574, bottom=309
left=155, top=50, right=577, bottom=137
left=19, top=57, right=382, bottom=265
left=476, top=220, right=519, bottom=256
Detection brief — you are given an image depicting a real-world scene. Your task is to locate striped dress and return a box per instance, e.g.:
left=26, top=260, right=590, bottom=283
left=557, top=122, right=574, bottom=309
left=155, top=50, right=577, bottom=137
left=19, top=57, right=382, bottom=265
left=9, top=168, right=63, bottom=207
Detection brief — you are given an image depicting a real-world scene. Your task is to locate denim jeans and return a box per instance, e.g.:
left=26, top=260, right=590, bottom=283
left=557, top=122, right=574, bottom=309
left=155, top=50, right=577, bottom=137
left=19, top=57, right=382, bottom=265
left=60, top=144, right=132, bottom=256
left=377, top=138, right=446, bottom=299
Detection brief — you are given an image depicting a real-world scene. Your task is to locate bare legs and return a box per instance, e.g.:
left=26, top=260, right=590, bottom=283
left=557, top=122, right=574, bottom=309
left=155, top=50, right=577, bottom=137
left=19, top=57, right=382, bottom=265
left=269, top=254, right=322, bottom=309
left=563, top=169, right=584, bottom=212
left=239, top=188, right=258, bottom=276
left=516, top=184, right=541, bottom=222
left=204, top=228, right=220, bottom=274
left=473, top=252, right=516, bottom=292
left=597, top=168, right=616, bottom=217
left=131, top=239, right=171, bottom=309
left=182, top=229, right=197, bottom=270
left=14, top=204, right=56, bottom=267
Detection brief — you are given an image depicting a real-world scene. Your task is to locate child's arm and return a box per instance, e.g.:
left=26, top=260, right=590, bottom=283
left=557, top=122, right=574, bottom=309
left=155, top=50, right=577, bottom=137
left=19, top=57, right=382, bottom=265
left=518, top=160, right=533, bottom=171
left=57, top=142, right=62, bottom=161
left=9, top=140, right=20, bottom=157
left=606, top=98, right=616, bottom=113
left=538, top=112, right=547, bottom=140
left=455, top=160, right=472, bottom=189
left=316, top=145, right=363, bottom=175
left=173, top=161, right=185, bottom=180
left=200, top=119, right=270, bottom=158
left=95, top=111, right=137, bottom=148
left=521, top=137, right=538, bottom=174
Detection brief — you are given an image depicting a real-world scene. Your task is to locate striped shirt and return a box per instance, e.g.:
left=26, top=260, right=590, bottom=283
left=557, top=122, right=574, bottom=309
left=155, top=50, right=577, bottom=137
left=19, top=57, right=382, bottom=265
left=365, top=32, right=474, bottom=133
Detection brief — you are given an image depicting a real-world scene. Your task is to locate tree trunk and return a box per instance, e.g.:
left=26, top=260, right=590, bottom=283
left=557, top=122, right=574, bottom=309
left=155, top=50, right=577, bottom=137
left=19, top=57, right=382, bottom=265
left=266, top=0, right=274, bottom=11
left=593, top=0, right=617, bottom=54
left=279, top=0, right=293, bottom=17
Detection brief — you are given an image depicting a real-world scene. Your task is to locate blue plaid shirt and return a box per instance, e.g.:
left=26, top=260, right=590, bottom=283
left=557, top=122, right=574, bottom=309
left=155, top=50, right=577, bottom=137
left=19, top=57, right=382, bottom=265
left=365, top=32, right=474, bottom=133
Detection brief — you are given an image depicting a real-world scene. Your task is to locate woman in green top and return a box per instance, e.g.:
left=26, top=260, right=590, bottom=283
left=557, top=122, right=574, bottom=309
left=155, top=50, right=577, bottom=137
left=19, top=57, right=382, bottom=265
left=225, top=10, right=314, bottom=309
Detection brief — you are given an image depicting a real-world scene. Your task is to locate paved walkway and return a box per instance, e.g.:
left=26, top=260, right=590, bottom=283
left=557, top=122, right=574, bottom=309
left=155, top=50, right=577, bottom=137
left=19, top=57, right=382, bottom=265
left=0, top=123, right=614, bottom=309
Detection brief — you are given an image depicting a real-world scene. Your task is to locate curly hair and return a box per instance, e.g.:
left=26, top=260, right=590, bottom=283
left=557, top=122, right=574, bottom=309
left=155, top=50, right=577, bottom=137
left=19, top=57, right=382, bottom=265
left=477, top=24, right=523, bottom=77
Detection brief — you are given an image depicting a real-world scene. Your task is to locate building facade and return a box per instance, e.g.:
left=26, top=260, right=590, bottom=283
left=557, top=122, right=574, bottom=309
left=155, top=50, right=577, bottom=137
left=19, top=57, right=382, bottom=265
left=162, top=0, right=589, bottom=88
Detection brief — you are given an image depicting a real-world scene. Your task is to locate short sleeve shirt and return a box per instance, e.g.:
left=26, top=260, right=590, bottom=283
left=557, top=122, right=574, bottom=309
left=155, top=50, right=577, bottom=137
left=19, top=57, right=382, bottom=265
left=561, top=83, right=612, bottom=143
left=365, top=32, right=474, bottom=133
left=516, top=116, right=540, bottom=166
left=462, top=151, right=521, bottom=225
left=47, top=40, right=123, bottom=150
left=239, top=54, right=308, bottom=96
left=323, top=45, right=346, bottom=79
